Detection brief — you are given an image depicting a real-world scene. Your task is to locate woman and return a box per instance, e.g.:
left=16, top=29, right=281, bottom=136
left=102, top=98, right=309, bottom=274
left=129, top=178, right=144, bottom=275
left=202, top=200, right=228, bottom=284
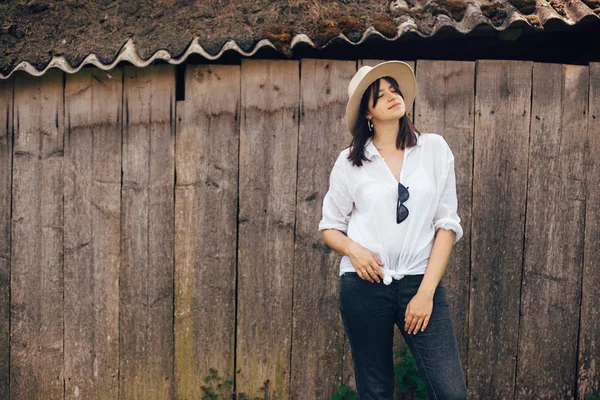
left=318, top=61, right=468, bottom=400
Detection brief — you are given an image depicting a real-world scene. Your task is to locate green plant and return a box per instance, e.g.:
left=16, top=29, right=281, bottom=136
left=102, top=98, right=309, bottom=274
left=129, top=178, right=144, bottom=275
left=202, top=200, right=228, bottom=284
left=394, top=344, right=428, bottom=399
left=200, top=367, right=234, bottom=400
left=236, top=394, right=261, bottom=400
left=586, top=395, right=599, bottom=400
left=331, top=344, right=428, bottom=400
left=331, top=383, right=358, bottom=400
left=200, top=368, right=262, bottom=400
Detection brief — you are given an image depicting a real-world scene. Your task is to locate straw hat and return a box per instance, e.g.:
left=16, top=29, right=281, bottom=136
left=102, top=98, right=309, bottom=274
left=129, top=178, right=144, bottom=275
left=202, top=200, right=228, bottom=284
left=345, top=61, right=417, bottom=135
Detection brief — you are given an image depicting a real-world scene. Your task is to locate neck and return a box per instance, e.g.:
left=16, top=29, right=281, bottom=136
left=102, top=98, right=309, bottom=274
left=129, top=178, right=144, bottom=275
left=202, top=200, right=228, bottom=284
left=372, top=119, right=400, bottom=151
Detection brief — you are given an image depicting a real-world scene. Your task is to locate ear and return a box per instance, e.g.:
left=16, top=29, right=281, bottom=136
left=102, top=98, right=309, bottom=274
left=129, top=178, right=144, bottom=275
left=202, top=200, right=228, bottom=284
left=365, top=112, right=372, bottom=120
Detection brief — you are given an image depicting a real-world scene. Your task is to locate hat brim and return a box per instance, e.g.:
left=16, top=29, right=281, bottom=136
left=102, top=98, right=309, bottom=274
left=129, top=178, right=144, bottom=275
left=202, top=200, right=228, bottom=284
left=345, top=61, right=416, bottom=135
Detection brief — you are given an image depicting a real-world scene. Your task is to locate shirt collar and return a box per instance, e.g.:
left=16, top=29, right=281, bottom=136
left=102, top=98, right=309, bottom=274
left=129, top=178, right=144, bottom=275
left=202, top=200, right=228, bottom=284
left=364, top=134, right=424, bottom=160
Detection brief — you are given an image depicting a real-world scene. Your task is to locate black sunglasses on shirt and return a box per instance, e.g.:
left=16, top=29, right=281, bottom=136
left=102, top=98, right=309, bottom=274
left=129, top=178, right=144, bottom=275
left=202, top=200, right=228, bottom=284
left=397, top=183, right=410, bottom=224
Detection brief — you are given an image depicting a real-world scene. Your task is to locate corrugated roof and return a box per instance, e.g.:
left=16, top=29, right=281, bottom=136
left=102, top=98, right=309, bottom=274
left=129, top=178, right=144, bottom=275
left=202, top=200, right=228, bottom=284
left=0, top=0, right=598, bottom=79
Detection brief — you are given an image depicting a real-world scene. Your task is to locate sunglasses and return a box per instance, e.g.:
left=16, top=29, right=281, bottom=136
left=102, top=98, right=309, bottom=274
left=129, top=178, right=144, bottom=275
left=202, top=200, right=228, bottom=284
left=397, top=183, right=410, bottom=224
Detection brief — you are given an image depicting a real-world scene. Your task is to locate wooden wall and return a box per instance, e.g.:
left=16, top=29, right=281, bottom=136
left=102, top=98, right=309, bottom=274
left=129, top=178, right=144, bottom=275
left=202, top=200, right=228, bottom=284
left=0, top=59, right=597, bottom=399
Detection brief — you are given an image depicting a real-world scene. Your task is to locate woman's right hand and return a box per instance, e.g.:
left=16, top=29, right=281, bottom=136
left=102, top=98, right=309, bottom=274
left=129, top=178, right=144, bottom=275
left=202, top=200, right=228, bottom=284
left=346, top=241, right=385, bottom=283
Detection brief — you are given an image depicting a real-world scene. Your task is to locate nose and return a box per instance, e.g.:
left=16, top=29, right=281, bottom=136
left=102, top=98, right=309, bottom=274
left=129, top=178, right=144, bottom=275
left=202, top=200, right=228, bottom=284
left=387, top=94, right=399, bottom=104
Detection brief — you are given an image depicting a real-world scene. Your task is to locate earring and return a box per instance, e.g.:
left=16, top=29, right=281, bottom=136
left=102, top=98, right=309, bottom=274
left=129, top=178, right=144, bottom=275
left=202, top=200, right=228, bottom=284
left=367, top=119, right=373, bottom=132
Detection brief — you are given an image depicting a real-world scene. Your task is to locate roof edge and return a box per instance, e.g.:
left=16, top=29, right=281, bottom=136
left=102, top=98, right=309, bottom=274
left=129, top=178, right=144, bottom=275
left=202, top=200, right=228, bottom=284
left=1, top=12, right=598, bottom=80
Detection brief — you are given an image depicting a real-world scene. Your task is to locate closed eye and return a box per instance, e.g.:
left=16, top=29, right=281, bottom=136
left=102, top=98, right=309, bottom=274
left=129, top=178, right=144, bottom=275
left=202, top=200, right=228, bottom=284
left=377, top=89, right=397, bottom=98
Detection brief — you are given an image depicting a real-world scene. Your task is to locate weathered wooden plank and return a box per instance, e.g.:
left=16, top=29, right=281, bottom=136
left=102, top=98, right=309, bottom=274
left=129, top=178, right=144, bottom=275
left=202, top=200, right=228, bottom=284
left=237, top=59, right=299, bottom=399
left=174, top=64, right=239, bottom=399
left=120, top=64, right=175, bottom=400
left=469, top=60, right=532, bottom=398
left=0, top=74, right=13, bottom=400
left=413, top=59, right=475, bottom=377
left=579, top=61, right=600, bottom=398
left=64, top=67, right=122, bottom=399
left=11, top=69, right=65, bottom=399
left=290, top=59, right=355, bottom=399
left=515, top=62, right=588, bottom=398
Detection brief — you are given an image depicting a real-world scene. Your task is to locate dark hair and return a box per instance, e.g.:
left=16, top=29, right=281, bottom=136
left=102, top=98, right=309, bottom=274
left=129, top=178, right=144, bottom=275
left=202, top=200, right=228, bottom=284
left=347, top=76, right=421, bottom=167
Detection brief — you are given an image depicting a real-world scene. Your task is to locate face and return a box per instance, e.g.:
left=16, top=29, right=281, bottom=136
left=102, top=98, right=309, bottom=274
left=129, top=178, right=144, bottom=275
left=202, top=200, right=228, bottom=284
left=365, top=78, right=406, bottom=124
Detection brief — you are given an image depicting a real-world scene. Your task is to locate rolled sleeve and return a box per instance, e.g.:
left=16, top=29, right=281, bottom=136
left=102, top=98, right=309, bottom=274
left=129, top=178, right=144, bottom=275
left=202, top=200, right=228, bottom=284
left=433, top=157, right=463, bottom=244
left=318, top=155, right=353, bottom=234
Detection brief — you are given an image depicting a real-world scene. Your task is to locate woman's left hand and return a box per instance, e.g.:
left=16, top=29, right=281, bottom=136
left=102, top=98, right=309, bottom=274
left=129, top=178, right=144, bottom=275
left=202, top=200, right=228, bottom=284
left=404, top=292, right=433, bottom=334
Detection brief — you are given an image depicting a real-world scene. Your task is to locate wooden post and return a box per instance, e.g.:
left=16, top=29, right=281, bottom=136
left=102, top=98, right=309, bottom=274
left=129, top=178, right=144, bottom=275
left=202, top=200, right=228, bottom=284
left=515, top=62, right=588, bottom=398
left=578, top=61, right=600, bottom=398
left=290, top=58, right=355, bottom=399
left=237, top=59, right=299, bottom=399
left=0, top=72, right=13, bottom=400
left=469, top=60, right=532, bottom=398
left=174, top=64, right=239, bottom=399
left=11, top=69, right=65, bottom=400
left=63, top=67, right=122, bottom=399
left=120, top=64, right=175, bottom=400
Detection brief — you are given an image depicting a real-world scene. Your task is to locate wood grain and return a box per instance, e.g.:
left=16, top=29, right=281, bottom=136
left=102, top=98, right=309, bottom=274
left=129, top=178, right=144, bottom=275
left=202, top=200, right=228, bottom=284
left=11, top=69, right=65, bottom=400
left=174, top=64, right=239, bottom=399
left=469, top=60, right=532, bottom=398
left=0, top=73, right=13, bottom=400
left=120, top=64, right=175, bottom=400
left=237, top=59, right=299, bottom=399
left=290, top=58, right=355, bottom=399
left=515, top=62, right=588, bottom=399
left=64, top=67, right=122, bottom=400
left=578, top=61, right=600, bottom=398
left=0, top=57, right=597, bottom=399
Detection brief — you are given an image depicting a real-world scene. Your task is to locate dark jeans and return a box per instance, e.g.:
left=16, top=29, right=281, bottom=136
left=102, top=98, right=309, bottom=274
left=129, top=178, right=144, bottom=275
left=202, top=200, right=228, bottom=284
left=339, top=272, right=467, bottom=400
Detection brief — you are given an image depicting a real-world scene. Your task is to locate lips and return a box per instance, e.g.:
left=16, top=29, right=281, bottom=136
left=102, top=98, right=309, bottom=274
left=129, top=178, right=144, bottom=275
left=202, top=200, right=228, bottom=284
left=389, top=103, right=401, bottom=110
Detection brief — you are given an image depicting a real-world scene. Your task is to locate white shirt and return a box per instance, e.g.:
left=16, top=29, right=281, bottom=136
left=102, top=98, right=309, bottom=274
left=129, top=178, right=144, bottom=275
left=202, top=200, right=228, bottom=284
left=318, top=133, right=463, bottom=284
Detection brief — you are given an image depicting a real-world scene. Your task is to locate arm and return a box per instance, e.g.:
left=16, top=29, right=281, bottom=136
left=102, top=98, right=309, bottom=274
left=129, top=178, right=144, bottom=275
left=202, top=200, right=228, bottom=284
left=417, top=229, right=455, bottom=298
left=419, top=155, right=463, bottom=297
left=321, top=229, right=355, bottom=257
left=319, top=154, right=356, bottom=255
left=405, top=155, right=462, bottom=334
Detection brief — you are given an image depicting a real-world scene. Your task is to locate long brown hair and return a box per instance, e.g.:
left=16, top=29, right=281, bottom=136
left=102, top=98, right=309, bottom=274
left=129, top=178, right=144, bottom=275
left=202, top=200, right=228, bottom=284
left=347, top=76, right=421, bottom=167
